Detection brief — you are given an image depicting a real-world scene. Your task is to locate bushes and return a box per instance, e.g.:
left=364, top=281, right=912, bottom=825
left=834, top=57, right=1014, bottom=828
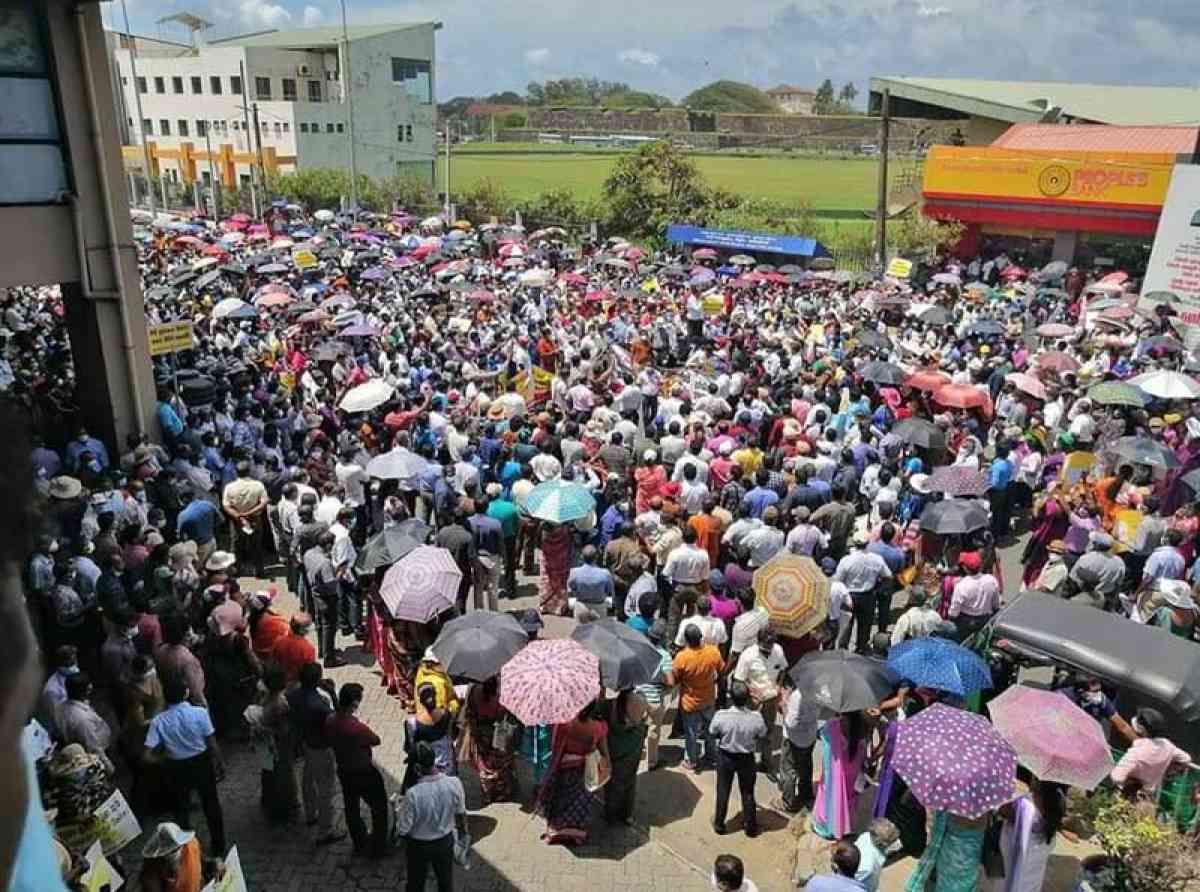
left=1087, top=795, right=1200, bottom=892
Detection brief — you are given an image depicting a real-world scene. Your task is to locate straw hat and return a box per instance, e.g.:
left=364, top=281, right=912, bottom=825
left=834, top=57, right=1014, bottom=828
left=48, top=476, right=82, bottom=500
left=487, top=402, right=508, bottom=421
left=141, top=822, right=196, bottom=859
left=168, top=540, right=198, bottom=566
left=205, top=550, right=236, bottom=572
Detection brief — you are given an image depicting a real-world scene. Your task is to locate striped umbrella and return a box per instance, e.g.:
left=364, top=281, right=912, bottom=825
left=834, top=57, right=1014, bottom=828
left=987, top=685, right=1113, bottom=790
left=524, top=480, right=596, bottom=524
left=500, top=639, right=600, bottom=726
left=1087, top=380, right=1145, bottom=408
left=927, top=466, right=989, bottom=497
left=378, top=546, right=462, bottom=622
left=752, top=555, right=830, bottom=638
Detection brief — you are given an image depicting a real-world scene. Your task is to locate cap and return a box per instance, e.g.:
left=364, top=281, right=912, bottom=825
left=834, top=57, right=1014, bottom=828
left=708, top=569, right=725, bottom=590
left=959, top=551, right=983, bottom=572
left=643, top=449, right=657, bottom=462
left=141, top=822, right=196, bottom=859
left=1089, top=531, right=1114, bottom=551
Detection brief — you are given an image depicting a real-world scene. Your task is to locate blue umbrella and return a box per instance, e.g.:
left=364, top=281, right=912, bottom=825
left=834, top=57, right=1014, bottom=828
left=886, top=637, right=993, bottom=696
left=524, top=480, right=596, bottom=524
left=716, top=265, right=738, bottom=276
left=361, top=267, right=387, bottom=281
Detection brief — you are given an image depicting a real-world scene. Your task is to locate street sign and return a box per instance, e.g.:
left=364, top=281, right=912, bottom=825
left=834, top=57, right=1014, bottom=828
left=147, top=321, right=195, bottom=357
left=887, top=257, right=913, bottom=278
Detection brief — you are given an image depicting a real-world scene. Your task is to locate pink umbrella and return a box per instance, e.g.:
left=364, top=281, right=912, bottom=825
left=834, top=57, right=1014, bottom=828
left=469, top=289, right=497, bottom=303
left=1004, top=371, right=1047, bottom=400
left=987, top=685, right=1113, bottom=790
left=498, top=243, right=526, bottom=258
left=558, top=271, right=587, bottom=286
left=257, top=293, right=294, bottom=309
left=692, top=247, right=718, bottom=260
left=1100, top=271, right=1129, bottom=285
left=379, top=545, right=461, bottom=622
left=500, top=639, right=600, bottom=726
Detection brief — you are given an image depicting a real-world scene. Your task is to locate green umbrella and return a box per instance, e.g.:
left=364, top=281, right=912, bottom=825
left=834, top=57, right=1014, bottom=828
left=1087, top=381, right=1146, bottom=408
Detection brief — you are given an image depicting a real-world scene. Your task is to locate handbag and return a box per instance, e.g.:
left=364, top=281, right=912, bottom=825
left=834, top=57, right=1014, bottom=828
left=583, top=749, right=611, bottom=792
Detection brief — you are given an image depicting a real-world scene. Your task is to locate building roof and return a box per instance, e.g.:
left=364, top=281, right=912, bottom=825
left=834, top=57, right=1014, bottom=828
left=208, top=23, right=433, bottom=50
left=871, top=76, right=1200, bottom=126
left=992, top=123, right=1199, bottom=156
left=766, top=85, right=814, bottom=96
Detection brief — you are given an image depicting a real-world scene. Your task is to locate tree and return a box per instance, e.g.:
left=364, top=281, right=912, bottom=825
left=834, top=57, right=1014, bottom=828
left=454, top=179, right=512, bottom=223
left=602, top=141, right=717, bottom=241
left=682, top=80, right=780, bottom=113
left=377, top=174, right=436, bottom=213
left=889, top=209, right=966, bottom=262
left=813, top=79, right=836, bottom=114
left=838, top=82, right=858, bottom=105
left=486, top=90, right=526, bottom=105
left=501, top=111, right=527, bottom=128
left=438, top=96, right=474, bottom=119
left=526, top=81, right=545, bottom=104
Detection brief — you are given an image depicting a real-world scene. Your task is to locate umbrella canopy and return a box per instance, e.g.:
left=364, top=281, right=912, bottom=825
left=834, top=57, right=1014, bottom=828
left=571, top=619, right=662, bottom=689
left=366, top=448, right=430, bottom=481
left=892, top=418, right=946, bottom=450
left=1036, top=351, right=1081, bottom=374
left=904, top=369, right=952, bottom=393
left=339, top=323, right=381, bottom=338
left=524, top=480, right=595, bottom=524
left=894, top=704, right=1016, bottom=818
left=378, top=546, right=462, bottom=622
left=886, top=637, right=993, bottom=696
left=500, top=639, right=600, bottom=726
left=965, top=319, right=1005, bottom=337
left=932, top=384, right=991, bottom=412
left=1004, top=372, right=1047, bottom=401
left=927, top=466, right=989, bottom=498
left=752, top=555, right=830, bottom=638
left=986, top=685, right=1113, bottom=790
left=932, top=272, right=961, bottom=286
left=855, top=329, right=891, bottom=350
left=431, top=611, right=529, bottom=682
left=918, top=306, right=953, bottom=326
left=355, top=519, right=431, bottom=573
left=1108, top=436, right=1180, bottom=469
left=1086, top=380, right=1146, bottom=408
left=859, top=361, right=908, bottom=387
left=692, top=247, right=719, bottom=260
left=211, top=297, right=255, bottom=319
left=788, top=651, right=897, bottom=713
left=1129, top=370, right=1200, bottom=400
left=1036, top=323, right=1075, bottom=338
left=919, top=500, right=989, bottom=535
left=339, top=379, right=395, bottom=413
left=729, top=254, right=756, bottom=266
left=519, top=268, right=554, bottom=287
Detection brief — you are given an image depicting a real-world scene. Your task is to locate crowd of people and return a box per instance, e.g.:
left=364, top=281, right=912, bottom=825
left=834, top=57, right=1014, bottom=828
left=5, top=202, right=1199, bottom=892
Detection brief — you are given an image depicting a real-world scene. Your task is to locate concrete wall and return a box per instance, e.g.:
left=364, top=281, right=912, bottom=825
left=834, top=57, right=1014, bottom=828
left=527, top=106, right=689, bottom=134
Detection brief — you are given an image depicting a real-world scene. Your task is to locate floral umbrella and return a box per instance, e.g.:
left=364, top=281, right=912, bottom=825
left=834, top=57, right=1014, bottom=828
left=378, top=546, right=461, bottom=622
left=927, top=466, right=990, bottom=498
left=893, top=703, right=1017, bottom=818
left=500, top=639, right=600, bottom=726
left=524, top=480, right=595, bottom=524
left=752, top=555, right=830, bottom=638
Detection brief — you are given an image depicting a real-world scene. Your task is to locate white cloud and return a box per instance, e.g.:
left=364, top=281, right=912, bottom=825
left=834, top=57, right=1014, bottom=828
left=238, top=0, right=291, bottom=28
left=618, top=48, right=660, bottom=67
left=302, top=5, right=325, bottom=27
left=917, top=4, right=952, bottom=17
left=524, top=47, right=551, bottom=65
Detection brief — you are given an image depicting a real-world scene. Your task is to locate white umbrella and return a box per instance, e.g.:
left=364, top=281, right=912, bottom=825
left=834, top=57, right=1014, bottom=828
left=420, top=216, right=444, bottom=229
left=1128, top=370, right=1200, bottom=400
left=339, top=379, right=395, bottom=413
left=271, top=237, right=294, bottom=249
left=314, top=209, right=335, bottom=222
left=211, top=297, right=253, bottom=319
left=519, top=268, right=553, bottom=287
left=192, top=257, right=219, bottom=271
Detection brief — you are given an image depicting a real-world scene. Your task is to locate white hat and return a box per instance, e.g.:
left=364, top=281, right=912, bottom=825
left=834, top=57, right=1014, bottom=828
left=141, top=822, right=195, bottom=859
left=642, top=449, right=657, bottom=462
left=48, top=476, right=82, bottom=500
left=909, top=473, right=932, bottom=495
left=1158, top=579, right=1198, bottom=611
left=205, top=550, right=236, bottom=572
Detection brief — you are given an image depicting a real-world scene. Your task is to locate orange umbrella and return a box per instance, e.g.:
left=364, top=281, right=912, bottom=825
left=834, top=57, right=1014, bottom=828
left=905, top=368, right=951, bottom=392
left=933, top=384, right=993, bottom=416
left=752, top=555, right=830, bottom=638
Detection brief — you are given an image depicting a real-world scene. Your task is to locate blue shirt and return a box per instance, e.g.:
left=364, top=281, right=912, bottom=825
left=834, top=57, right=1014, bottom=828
left=867, top=540, right=906, bottom=574
left=65, top=436, right=109, bottom=472
left=177, top=499, right=219, bottom=544
left=567, top=564, right=614, bottom=603
left=157, top=401, right=184, bottom=437
left=626, top=615, right=652, bottom=634
left=468, top=513, right=504, bottom=555
left=145, top=701, right=214, bottom=759
left=742, top=486, right=779, bottom=518
left=989, top=456, right=1014, bottom=490
left=804, top=875, right=867, bottom=892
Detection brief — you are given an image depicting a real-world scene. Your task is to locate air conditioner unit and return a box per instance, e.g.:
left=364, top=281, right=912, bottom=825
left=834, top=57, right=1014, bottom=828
left=297, top=64, right=312, bottom=77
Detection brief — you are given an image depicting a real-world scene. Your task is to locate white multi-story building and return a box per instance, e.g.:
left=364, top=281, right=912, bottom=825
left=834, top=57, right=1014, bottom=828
left=111, top=23, right=439, bottom=192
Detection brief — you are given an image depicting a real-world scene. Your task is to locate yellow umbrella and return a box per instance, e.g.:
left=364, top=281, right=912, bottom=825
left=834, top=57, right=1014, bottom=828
left=452, top=219, right=473, bottom=230
left=752, top=555, right=830, bottom=638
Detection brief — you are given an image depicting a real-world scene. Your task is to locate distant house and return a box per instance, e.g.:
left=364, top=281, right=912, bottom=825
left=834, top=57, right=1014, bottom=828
left=766, top=85, right=815, bottom=115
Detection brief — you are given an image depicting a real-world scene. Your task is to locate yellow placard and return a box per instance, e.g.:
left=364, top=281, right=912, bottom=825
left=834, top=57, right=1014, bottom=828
left=1114, top=509, right=1145, bottom=549
left=702, top=294, right=725, bottom=315
left=887, top=257, right=913, bottom=278
left=1060, top=451, right=1097, bottom=485
left=923, top=146, right=1175, bottom=208
left=293, top=249, right=318, bottom=270
left=147, top=321, right=195, bottom=357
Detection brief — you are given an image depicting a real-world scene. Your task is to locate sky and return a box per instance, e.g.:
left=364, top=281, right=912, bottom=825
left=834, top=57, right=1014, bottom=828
left=109, top=0, right=1200, bottom=102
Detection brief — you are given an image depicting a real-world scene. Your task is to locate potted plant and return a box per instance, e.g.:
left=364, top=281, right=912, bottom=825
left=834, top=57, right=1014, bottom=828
left=1076, top=797, right=1200, bottom=892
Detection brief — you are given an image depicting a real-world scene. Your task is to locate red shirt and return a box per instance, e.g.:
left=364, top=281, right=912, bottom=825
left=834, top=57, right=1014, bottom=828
left=326, top=712, right=381, bottom=774
left=271, top=633, right=316, bottom=683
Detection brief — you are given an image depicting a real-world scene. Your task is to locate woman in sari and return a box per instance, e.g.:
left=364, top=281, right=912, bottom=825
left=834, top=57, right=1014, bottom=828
left=904, top=810, right=987, bottom=892
left=1020, top=488, right=1069, bottom=587
left=259, top=662, right=300, bottom=823
left=402, top=682, right=457, bottom=791
left=811, top=711, right=868, bottom=840
left=872, top=719, right=927, bottom=857
left=989, top=778, right=1065, bottom=892
left=536, top=701, right=609, bottom=846
left=539, top=522, right=572, bottom=616
left=634, top=452, right=667, bottom=515
left=458, top=677, right=517, bottom=805
left=598, top=689, right=648, bottom=825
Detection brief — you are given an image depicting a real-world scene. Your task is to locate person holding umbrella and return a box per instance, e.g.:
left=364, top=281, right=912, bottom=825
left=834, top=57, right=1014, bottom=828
left=811, top=710, right=869, bottom=840
left=457, top=676, right=517, bottom=806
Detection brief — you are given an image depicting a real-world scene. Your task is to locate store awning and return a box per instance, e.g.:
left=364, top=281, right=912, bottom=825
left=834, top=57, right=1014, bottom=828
left=665, top=224, right=830, bottom=258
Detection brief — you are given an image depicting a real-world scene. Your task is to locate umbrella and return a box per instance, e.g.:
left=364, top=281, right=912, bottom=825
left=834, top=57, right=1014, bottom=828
left=788, top=651, right=897, bottom=713
left=603, top=257, right=633, bottom=270
left=892, top=418, right=946, bottom=450
left=355, top=519, right=431, bottom=573
left=500, top=639, right=600, bottom=726
left=339, top=379, right=395, bottom=413
left=965, top=319, right=1005, bottom=337
left=918, top=306, right=953, bottom=326
left=211, top=297, right=255, bottom=319
left=571, top=619, right=662, bottom=689
left=378, top=546, right=462, bottom=622
left=932, top=272, right=962, bottom=287
left=904, top=369, right=952, bottom=393
left=1181, top=468, right=1200, bottom=492
left=193, top=270, right=222, bottom=290
left=1036, top=351, right=1081, bottom=374
left=192, top=256, right=219, bottom=271
left=1128, top=370, right=1200, bottom=400
left=1139, top=335, right=1184, bottom=354
left=932, top=384, right=991, bottom=413
left=986, top=685, right=1113, bottom=790
left=809, top=257, right=836, bottom=271
left=524, top=480, right=595, bottom=524
left=1004, top=372, right=1047, bottom=400
left=366, top=448, right=429, bottom=481
left=431, top=611, right=529, bottom=682
left=927, top=466, right=989, bottom=498
left=1086, top=380, right=1145, bottom=408
left=692, top=247, right=719, bottom=260
left=258, top=262, right=288, bottom=274
left=919, top=500, right=989, bottom=535
left=339, top=323, right=381, bottom=338
left=1108, top=436, right=1180, bottom=469
left=855, top=329, right=891, bottom=350
left=519, top=268, right=554, bottom=287
left=1036, top=323, right=1075, bottom=338
left=752, top=555, right=830, bottom=638
left=886, top=637, right=993, bottom=696
left=893, top=703, right=1016, bottom=818
left=360, top=267, right=388, bottom=282
left=729, top=254, right=756, bottom=266
left=859, top=361, right=908, bottom=387
left=1039, top=260, right=1068, bottom=280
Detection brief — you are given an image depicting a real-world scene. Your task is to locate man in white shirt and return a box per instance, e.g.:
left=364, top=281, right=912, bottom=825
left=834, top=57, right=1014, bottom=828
left=732, top=627, right=788, bottom=772
left=740, top=506, right=785, bottom=568
left=329, top=506, right=361, bottom=636
left=678, top=463, right=709, bottom=516
left=775, top=672, right=820, bottom=813
left=334, top=448, right=367, bottom=508
left=675, top=595, right=728, bottom=648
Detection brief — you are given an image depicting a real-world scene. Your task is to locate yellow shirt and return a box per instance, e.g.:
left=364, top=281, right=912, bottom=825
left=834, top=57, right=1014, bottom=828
left=414, top=665, right=460, bottom=713
left=733, top=447, right=763, bottom=476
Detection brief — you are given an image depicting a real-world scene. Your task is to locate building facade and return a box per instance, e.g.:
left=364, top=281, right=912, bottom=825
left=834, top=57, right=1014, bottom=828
left=765, top=85, right=815, bottom=115
left=112, top=23, right=439, bottom=193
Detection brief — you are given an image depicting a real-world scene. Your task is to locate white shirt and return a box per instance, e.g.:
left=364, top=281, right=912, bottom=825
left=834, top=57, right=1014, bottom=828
left=529, top=453, right=562, bottom=482
left=733, top=643, right=788, bottom=702
left=663, top=543, right=710, bottom=585
left=731, top=607, right=770, bottom=655
left=675, top=615, right=728, bottom=648
left=335, top=460, right=367, bottom=507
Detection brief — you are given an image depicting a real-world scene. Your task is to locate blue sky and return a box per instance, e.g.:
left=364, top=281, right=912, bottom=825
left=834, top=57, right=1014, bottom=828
left=109, top=1, right=1200, bottom=102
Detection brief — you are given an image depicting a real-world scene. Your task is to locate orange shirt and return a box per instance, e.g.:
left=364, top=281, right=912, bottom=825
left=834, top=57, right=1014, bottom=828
left=689, top=513, right=723, bottom=567
left=672, top=645, right=723, bottom=712
left=271, top=633, right=316, bottom=682
left=140, top=837, right=202, bottom=892
left=251, top=612, right=290, bottom=662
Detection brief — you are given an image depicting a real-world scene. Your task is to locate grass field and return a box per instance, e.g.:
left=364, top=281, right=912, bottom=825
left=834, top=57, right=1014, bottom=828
left=439, top=143, right=881, bottom=211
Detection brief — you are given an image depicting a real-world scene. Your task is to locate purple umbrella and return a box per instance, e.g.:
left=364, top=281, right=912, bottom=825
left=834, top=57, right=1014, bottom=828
left=893, top=703, right=1016, bottom=818
left=339, top=323, right=380, bottom=338
left=388, top=256, right=415, bottom=268
left=379, top=545, right=461, bottom=622
left=361, top=267, right=387, bottom=281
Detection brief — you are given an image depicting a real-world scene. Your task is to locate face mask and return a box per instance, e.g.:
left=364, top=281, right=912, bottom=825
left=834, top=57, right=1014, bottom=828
left=1085, top=690, right=1104, bottom=705
left=135, top=491, right=147, bottom=503
left=61, top=664, right=80, bottom=676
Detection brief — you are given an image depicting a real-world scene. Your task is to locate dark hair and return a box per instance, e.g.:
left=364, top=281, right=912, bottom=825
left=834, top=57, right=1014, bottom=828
left=832, top=841, right=861, bottom=877
left=1036, top=779, right=1066, bottom=843
left=844, top=711, right=866, bottom=760
left=417, top=682, right=438, bottom=712
left=729, top=681, right=751, bottom=708
left=162, top=613, right=189, bottom=646
left=683, top=624, right=703, bottom=647
left=412, top=740, right=436, bottom=773
left=638, top=592, right=659, bottom=619
left=298, top=661, right=322, bottom=689
left=713, top=854, right=745, bottom=890
left=338, top=682, right=364, bottom=710
left=65, top=671, right=92, bottom=701
left=163, top=677, right=189, bottom=705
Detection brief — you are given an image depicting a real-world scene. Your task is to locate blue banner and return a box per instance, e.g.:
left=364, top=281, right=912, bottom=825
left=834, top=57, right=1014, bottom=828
left=665, top=224, right=829, bottom=258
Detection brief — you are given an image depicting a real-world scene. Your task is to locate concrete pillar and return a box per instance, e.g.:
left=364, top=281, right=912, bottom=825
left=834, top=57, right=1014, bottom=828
left=1051, top=230, right=1078, bottom=265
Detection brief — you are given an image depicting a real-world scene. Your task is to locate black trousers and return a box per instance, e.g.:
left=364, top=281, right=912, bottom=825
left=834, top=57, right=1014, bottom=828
left=165, top=751, right=226, bottom=854
left=777, top=740, right=815, bottom=812
left=405, top=833, right=454, bottom=892
left=317, top=592, right=340, bottom=661
left=714, top=749, right=758, bottom=833
left=989, top=487, right=1011, bottom=537
left=340, top=766, right=389, bottom=856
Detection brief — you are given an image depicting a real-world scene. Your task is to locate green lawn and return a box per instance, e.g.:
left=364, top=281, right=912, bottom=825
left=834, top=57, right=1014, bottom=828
left=440, top=145, right=881, bottom=211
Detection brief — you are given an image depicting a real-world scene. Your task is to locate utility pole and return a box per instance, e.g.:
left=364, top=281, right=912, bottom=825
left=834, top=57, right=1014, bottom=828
left=203, top=122, right=220, bottom=218
left=874, top=87, right=891, bottom=269
left=239, top=61, right=258, bottom=217
left=444, top=122, right=451, bottom=218
left=252, top=103, right=267, bottom=203
left=121, top=0, right=155, bottom=214
left=339, top=0, right=359, bottom=214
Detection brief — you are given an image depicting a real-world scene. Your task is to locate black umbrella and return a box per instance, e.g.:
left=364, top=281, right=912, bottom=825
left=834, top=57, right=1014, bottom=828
left=1182, top=468, right=1200, bottom=492
left=966, top=319, right=1005, bottom=337
left=893, top=418, right=946, bottom=450
left=431, top=610, right=528, bottom=682
left=859, top=360, right=907, bottom=387
left=919, top=306, right=953, bottom=326
left=789, top=651, right=897, bottom=713
left=355, top=519, right=431, bottom=573
left=919, top=499, right=989, bottom=535
left=778, top=264, right=803, bottom=275
left=571, top=619, right=662, bottom=689
left=1109, top=436, right=1180, bottom=470
left=855, top=329, right=891, bottom=350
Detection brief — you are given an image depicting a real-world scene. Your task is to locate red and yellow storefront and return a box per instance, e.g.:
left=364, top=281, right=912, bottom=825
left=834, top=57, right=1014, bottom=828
left=921, top=145, right=1177, bottom=261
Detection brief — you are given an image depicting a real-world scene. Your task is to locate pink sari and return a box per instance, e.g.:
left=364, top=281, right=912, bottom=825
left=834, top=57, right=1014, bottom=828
left=811, top=718, right=867, bottom=840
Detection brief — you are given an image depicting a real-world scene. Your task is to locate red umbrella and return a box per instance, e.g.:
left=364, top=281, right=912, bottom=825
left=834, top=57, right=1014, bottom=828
left=585, top=289, right=614, bottom=303
left=933, top=384, right=992, bottom=414
left=469, top=289, right=496, bottom=303
left=1101, top=305, right=1135, bottom=320
left=558, top=271, right=587, bottom=286
left=173, top=235, right=204, bottom=248
left=999, top=266, right=1026, bottom=280
left=1035, top=351, right=1080, bottom=373
left=201, top=244, right=227, bottom=257
left=730, top=277, right=758, bottom=290
left=905, top=368, right=952, bottom=392
left=1005, top=371, right=1047, bottom=400
left=1100, top=271, right=1129, bottom=285
left=692, top=247, right=718, bottom=260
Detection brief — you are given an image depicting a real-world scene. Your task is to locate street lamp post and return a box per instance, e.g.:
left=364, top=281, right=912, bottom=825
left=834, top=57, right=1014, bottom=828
left=120, top=0, right=155, bottom=214
left=339, top=0, right=359, bottom=214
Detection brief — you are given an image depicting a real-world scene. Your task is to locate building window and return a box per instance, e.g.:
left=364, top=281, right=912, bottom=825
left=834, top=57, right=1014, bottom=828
left=282, top=78, right=297, bottom=101
left=406, top=124, right=413, bottom=142
left=255, top=77, right=271, bottom=100
left=142, top=118, right=152, bottom=135
left=240, top=174, right=251, bottom=187
left=209, top=76, right=223, bottom=95
left=196, top=120, right=207, bottom=137
left=127, top=116, right=133, bottom=128
left=273, top=122, right=282, bottom=136
left=282, top=123, right=290, bottom=133
left=311, top=122, right=319, bottom=132
left=190, top=76, right=202, bottom=94
left=121, top=76, right=128, bottom=86
left=336, top=123, right=344, bottom=133
left=231, top=75, right=242, bottom=96
left=159, top=119, right=170, bottom=135
left=300, top=123, right=309, bottom=133
left=308, top=80, right=322, bottom=102
left=391, top=58, right=431, bottom=103
left=153, top=76, right=165, bottom=94
left=136, top=76, right=146, bottom=93
left=326, top=123, right=334, bottom=133
left=177, top=119, right=189, bottom=137
left=171, top=76, right=183, bottom=94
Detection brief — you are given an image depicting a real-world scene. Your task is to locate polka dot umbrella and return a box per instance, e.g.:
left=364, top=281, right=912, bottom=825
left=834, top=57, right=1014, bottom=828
left=500, top=639, right=601, bottom=727
left=893, top=703, right=1017, bottom=819
left=752, top=555, right=830, bottom=638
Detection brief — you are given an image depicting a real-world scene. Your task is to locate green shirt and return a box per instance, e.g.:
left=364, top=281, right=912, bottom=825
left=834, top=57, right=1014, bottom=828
left=487, top=499, right=520, bottom=538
